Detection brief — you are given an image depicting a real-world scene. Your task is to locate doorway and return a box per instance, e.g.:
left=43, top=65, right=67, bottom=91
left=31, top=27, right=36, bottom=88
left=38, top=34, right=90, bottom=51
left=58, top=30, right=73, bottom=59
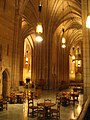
left=2, top=70, right=8, bottom=98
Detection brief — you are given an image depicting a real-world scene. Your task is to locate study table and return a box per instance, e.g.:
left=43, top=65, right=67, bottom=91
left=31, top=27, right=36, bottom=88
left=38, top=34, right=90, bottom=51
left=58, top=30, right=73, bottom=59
left=38, top=102, right=56, bottom=119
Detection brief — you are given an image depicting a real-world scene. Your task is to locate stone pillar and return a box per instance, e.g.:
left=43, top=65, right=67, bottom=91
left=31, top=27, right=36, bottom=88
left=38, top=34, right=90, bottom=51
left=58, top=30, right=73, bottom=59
left=82, top=0, right=90, bottom=101
left=11, top=0, right=20, bottom=90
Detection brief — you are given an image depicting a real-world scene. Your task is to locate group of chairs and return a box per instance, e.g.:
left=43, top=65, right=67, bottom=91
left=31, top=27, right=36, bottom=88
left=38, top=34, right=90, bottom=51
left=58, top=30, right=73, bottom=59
left=9, top=92, right=26, bottom=104
left=9, top=88, right=42, bottom=104
left=56, top=91, right=79, bottom=107
left=28, top=98, right=60, bottom=120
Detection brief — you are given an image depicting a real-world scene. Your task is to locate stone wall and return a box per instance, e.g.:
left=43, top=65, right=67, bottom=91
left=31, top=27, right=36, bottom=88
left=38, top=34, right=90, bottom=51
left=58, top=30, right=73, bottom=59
left=0, top=0, right=15, bottom=96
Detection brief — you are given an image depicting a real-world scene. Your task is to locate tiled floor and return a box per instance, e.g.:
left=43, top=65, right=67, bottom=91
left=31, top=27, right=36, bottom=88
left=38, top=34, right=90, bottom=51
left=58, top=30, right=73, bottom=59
left=0, top=88, right=83, bottom=120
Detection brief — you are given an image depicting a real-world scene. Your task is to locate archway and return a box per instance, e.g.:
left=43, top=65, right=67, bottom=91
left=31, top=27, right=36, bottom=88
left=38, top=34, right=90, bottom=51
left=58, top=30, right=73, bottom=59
left=69, top=42, right=83, bottom=86
left=2, top=70, right=8, bottom=98
left=23, top=35, right=34, bottom=87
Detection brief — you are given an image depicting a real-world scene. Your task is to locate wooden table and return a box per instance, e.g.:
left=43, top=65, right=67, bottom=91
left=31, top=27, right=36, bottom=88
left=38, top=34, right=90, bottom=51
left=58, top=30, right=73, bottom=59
left=38, top=102, right=56, bottom=119
left=73, top=87, right=83, bottom=93
left=38, top=102, right=55, bottom=107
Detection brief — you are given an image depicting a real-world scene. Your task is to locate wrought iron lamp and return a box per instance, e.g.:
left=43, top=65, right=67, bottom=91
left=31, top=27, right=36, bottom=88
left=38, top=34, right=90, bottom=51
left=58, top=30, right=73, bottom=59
left=36, top=2, right=43, bottom=42
left=25, top=50, right=28, bottom=64
left=61, top=28, right=66, bottom=48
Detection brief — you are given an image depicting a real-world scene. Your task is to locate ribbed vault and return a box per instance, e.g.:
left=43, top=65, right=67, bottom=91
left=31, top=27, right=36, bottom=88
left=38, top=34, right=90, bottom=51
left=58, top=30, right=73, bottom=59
left=20, top=0, right=83, bottom=89
left=21, top=0, right=82, bottom=49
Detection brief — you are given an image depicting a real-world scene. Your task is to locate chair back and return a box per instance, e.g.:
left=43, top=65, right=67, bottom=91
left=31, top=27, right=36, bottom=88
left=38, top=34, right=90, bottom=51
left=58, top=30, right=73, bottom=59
left=57, top=103, right=60, bottom=111
left=37, top=102, right=45, bottom=119
left=44, top=99, right=51, bottom=103
left=28, top=97, right=34, bottom=107
left=37, top=102, right=45, bottom=111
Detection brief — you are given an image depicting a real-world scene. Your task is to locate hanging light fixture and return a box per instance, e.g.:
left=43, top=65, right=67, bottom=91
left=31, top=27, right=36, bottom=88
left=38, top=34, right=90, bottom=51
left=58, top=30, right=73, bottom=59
left=86, top=15, right=90, bottom=28
left=36, top=22, right=43, bottom=34
left=72, top=55, right=75, bottom=63
left=61, top=2, right=66, bottom=48
left=36, top=34, right=43, bottom=42
left=36, top=2, right=43, bottom=42
left=72, top=46, right=75, bottom=63
left=25, top=50, right=28, bottom=64
left=25, top=57, right=28, bottom=64
left=61, top=28, right=66, bottom=48
left=62, top=44, right=66, bottom=48
left=78, top=60, right=81, bottom=67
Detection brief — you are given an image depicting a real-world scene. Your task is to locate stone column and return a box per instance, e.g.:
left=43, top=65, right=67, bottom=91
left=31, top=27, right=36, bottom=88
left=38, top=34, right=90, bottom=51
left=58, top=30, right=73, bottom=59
left=11, top=0, right=20, bottom=90
left=82, top=0, right=90, bottom=101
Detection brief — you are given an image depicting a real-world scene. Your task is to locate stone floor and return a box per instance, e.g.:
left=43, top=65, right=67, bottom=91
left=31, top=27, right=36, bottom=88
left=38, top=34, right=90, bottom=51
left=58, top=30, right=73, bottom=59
left=0, top=88, right=83, bottom=120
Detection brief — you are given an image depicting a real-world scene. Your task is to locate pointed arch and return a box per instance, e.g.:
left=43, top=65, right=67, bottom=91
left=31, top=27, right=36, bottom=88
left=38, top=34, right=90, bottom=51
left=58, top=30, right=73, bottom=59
left=2, top=68, right=10, bottom=98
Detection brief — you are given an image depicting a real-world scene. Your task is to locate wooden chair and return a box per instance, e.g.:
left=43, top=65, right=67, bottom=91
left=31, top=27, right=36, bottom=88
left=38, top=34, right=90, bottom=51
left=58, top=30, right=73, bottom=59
left=44, top=98, right=51, bottom=108
left=9, top=92, right=16, bottom=104
left=51, top=103, right=60, bottom=120
left=44, top=98, right=51, bottom=103
left=73, top=91, right=79, bottom=101
left=37, top=102, right=45, bottom=120
left=0, top=100, right=3, bottom=111
left=61, top=96, right=70, bottom=106
left=22, top=91, right=26, bottom=102
left=56, top=92, right=62, bottom=105
left=3, top=98, right=8, bottom=110
left=27, top=90, right=32, bottom=98
left=0, top=98, right=7, bottom=111
left=44, top=99, right=52, bottom=118
left=28, top=97, right=38, bottom=117
left=69, top=92, right=77, bottom=105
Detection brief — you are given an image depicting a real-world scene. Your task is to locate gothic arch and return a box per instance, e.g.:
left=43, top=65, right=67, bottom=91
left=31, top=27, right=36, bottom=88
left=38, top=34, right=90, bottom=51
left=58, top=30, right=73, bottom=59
left=2, top=68, right=10, bottom=98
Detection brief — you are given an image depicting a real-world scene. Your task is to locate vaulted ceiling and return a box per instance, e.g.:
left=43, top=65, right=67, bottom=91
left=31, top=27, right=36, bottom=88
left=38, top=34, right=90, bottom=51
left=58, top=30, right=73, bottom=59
left=21, top=0, right=82, bottom=49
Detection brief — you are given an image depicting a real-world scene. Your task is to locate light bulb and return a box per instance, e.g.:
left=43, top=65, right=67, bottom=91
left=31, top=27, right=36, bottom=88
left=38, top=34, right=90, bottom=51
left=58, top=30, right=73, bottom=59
left=62, top=37, right=66, bottom=43
left=36, top=23, right=43, bottom=33
left=86, top=15, right=90, bottom=28
left=36, top=34, right=43, bottom=42
left=61, top=44, right=66, bottom=48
